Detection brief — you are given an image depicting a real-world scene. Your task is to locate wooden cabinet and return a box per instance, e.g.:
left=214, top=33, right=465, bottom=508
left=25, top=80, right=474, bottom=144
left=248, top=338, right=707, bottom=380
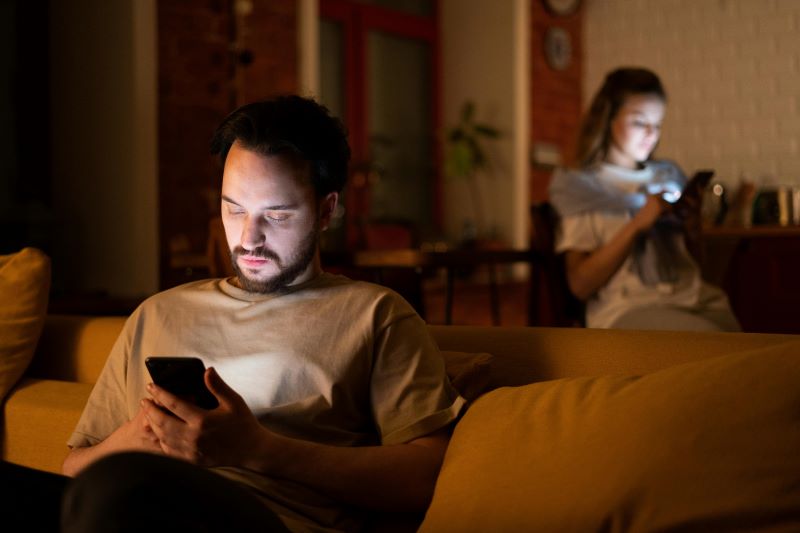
left=702, top=226, right=800, bottom=334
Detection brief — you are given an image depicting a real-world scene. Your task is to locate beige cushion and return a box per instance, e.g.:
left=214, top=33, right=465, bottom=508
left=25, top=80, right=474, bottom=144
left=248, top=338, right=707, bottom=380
left=421, top=344, right=800, bottom=532
left=440, top=351, right=493, bottom=402
left=0, top=247, right=51, bottom=401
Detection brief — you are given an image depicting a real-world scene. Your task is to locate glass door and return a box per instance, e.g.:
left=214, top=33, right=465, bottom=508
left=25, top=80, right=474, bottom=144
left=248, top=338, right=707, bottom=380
left=319, top=0, right=440, bottom=250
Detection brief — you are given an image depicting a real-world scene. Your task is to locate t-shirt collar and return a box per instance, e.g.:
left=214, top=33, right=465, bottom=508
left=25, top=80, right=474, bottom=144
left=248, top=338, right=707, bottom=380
left=218, top=272, right=330, bottom=302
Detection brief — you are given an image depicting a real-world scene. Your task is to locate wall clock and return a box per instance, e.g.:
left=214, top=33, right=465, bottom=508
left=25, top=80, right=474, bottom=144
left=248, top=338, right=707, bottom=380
left=543, top=0, right=582, bottom=17
left=544, top=26, right=572, bottom=71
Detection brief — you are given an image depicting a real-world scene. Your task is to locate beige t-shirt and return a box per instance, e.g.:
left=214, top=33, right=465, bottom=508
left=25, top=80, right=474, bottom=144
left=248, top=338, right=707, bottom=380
left=555, top=163, right=729, bottom=329
left=68, top=273, right=465, bottom=532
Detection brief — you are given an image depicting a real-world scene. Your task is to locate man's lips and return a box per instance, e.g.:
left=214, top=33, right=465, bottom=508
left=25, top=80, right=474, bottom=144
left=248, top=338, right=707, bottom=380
left=239, top=256, right=270, bottom=268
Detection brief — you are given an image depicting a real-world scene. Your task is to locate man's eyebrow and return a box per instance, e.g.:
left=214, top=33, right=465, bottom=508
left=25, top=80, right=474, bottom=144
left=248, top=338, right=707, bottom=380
left=221, top=195, right=299, bottom=210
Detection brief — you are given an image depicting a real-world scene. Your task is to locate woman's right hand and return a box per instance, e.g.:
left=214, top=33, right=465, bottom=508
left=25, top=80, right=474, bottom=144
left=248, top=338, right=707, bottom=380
left=631, top=194, right=669, bottom=233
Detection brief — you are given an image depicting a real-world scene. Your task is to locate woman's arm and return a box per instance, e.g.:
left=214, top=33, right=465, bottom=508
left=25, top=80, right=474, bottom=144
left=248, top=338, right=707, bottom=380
left=565, top=194, right=668, bottom=300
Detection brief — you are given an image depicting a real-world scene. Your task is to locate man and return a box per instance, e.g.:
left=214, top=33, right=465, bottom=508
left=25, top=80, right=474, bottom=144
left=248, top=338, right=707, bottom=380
left=59, top=96, right=465, bottom=531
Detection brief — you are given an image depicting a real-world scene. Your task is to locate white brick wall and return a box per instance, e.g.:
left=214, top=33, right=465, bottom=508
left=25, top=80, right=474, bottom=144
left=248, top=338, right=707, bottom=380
left=584, top=0, right=800, bottom=188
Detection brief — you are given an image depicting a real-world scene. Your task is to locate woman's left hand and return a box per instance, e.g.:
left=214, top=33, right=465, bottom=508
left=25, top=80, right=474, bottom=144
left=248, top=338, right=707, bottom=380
left=672, top=189, right=705, bottom=263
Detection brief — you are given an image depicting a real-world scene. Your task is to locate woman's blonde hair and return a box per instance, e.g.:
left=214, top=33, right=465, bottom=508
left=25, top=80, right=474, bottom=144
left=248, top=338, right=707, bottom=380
left=575, top=68, right=666, bottom=167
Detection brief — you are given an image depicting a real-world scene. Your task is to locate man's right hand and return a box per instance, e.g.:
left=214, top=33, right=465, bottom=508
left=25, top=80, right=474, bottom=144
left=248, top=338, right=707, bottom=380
left=62, top=406, right=162, bottom=477
left=102, top=407, right=163, bottom=455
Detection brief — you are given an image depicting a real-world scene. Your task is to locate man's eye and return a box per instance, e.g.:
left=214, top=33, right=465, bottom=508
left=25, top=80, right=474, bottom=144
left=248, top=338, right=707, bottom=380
left=227, top=207, right=245, bottom=216
left=266, top=213, right=290, bottom=222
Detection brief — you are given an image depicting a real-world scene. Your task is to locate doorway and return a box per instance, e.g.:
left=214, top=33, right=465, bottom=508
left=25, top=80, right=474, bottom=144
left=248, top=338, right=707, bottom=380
left=319, top=0, right=441, bottom=250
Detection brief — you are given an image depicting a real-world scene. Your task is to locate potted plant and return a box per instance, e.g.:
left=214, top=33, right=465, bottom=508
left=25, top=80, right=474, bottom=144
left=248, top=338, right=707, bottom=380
left=445, top=101, right=501, bottom=245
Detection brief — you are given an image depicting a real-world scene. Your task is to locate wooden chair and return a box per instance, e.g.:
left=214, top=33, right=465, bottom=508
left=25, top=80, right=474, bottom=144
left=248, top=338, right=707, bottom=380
left=529, top=203, right=584, bottom=327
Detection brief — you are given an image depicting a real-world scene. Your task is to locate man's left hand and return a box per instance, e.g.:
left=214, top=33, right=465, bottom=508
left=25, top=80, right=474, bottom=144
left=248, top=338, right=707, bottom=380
left=142, top=367, right=268, bottom=467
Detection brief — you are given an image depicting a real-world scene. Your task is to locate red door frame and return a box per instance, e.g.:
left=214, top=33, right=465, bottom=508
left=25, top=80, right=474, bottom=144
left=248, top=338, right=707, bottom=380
left=319, top=0, right=443, bottom=239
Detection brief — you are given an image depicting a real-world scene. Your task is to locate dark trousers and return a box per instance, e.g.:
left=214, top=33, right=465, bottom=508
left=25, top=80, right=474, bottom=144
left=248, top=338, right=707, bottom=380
left=0, top=460, right=68, bottom=532
left=3, top=453, right=289, bottom=532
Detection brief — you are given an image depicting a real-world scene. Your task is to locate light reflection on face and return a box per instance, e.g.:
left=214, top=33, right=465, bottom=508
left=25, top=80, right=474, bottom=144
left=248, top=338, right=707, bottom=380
left=607, top=93, right=666, bottom=169
left=220, top=141, right=336, bottom=293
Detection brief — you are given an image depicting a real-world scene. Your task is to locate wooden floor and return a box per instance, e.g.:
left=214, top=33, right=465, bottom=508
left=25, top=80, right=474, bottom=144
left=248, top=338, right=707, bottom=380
left=421, top=280, right=530, bottom=326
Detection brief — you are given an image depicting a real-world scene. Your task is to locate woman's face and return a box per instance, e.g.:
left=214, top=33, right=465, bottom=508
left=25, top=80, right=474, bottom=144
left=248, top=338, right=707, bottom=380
left=606, top=93, right=666, bottom=168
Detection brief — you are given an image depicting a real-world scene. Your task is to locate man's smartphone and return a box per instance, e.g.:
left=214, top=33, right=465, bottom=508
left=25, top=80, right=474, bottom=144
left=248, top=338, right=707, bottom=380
left=145, top=356, right=219, bottom=410
left=667, top=170, right=715, bottom=206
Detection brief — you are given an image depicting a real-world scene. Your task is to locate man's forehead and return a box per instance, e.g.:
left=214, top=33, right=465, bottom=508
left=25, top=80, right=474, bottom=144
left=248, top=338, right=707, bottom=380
left=225, top=142, right=313, bottom=184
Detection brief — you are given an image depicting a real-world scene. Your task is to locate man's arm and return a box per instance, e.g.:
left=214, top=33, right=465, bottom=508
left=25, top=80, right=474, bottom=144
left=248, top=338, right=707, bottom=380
left=253, top=426, right=449, bottom=512
left=142, top=368, right=451, bottom=512
left=62, top=408, right=162, bottom=477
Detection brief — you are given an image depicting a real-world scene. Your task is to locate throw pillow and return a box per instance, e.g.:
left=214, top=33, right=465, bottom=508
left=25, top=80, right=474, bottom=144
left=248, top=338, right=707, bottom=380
left=421, top=344, right=800, bottom=532
left=440, top=351, right=493, bottom=402
left=0, top=247, right=51, bottom=401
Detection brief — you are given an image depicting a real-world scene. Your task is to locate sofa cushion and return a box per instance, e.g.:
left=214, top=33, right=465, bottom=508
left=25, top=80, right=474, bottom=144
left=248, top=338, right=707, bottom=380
left=0, top=247, right=51, bottom=402
left=2, top=378, right=93, bottom=474
left=421, top=343, right=800, bottom=532
left=440, top=351, right=493, bottom=402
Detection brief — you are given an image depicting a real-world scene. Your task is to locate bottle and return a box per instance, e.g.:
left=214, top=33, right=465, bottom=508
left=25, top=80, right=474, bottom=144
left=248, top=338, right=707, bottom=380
left=725, top=174, right=755, bottom=227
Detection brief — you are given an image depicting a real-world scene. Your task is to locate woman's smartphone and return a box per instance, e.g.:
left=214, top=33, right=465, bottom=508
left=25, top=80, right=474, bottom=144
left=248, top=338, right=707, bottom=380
left=145, top=356, right=219, bottom=409
left=668, top=170, right=715, bottom=206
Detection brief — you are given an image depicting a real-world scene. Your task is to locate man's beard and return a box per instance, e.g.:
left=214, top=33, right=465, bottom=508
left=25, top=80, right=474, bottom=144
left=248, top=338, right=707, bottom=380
left=229, top=224, right=319, bottom=294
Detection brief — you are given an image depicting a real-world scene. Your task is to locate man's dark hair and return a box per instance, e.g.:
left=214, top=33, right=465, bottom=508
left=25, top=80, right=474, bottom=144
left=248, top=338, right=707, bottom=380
left=211, top=95, right=350, bottom=197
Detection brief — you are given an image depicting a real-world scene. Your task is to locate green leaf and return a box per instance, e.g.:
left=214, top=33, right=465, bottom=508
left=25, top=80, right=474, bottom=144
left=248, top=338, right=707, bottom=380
left=461, top=101, right=475, bottom=123
left=468, top=138, right=486, bottom=168
left=448, top=129, right=464, bottom=141
left=445, top=101, right=501, bottom=180
left=446, top=141, right=475, bottom=178
left=475, top=125, right=500, bottom=138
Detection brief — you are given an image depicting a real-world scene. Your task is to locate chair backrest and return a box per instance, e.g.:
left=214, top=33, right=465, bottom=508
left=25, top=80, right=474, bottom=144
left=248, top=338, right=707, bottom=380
left=529, top=203, right=584, bottom=327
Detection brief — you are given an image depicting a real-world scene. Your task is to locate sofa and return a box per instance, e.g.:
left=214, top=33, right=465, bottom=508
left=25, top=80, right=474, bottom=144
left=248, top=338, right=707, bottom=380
left=4, top=313, right=800, bottom=531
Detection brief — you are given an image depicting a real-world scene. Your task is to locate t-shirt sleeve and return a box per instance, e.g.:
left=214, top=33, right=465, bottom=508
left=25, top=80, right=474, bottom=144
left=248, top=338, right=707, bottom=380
left=555, top=212, right=601, bottom=254
left=67, top=314, right=136, bottom=449
left=369, top=298, right=466, bottom=446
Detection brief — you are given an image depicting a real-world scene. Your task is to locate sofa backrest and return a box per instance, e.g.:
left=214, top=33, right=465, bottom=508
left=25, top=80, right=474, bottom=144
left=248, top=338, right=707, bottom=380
left=30, top=315, right=800, bottom=387
left=430, top=325, right=800, bottom=389
left=29, top=315, right=126, bottom=383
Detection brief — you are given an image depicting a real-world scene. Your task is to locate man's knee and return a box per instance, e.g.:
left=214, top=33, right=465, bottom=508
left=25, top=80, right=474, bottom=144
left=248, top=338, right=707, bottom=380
left=62, top=452, right=288, bottom=533
left=62, top=452, right=190, bottom=532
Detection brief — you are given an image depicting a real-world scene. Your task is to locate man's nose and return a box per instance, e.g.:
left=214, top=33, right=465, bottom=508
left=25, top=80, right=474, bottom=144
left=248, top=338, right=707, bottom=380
left=240, top=216, right=266, bottom=250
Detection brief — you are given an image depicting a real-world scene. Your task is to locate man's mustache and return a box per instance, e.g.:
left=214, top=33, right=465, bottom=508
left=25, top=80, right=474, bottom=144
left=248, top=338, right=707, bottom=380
left=232, top=246, right=280, bottom=262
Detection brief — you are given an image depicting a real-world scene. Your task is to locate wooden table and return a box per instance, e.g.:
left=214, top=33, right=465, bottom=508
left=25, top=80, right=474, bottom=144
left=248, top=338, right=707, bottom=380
left=701, top=225, right=800, bottom=334
left=322, top=248, right=540, bottom=325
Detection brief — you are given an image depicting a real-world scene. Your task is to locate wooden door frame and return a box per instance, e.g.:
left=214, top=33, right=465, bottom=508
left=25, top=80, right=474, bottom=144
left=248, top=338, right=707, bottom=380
left=319, top=0, right=442, bottom=237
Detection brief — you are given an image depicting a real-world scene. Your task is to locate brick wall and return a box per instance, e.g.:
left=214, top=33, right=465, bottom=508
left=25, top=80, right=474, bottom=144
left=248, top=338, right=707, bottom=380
left=236, top=0, right=297, bottom=104
left=585, top=0, right=800, bottom=189
left=530, top=0, right=583, bottom=203
left=157, top=0, right=297, bottom=289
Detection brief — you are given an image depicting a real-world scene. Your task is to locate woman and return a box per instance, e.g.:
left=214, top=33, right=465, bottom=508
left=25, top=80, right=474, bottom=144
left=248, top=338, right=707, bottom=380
left=548, top=67, right=739, bottom=331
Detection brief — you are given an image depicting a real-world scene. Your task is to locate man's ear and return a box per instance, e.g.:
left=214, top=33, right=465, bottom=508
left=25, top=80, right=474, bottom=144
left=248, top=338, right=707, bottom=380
left=319, top=192, right=339, bottom=231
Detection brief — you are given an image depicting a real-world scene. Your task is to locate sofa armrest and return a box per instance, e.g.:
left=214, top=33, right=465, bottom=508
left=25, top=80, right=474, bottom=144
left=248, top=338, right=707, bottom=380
left=2, top=378, right=94, bottom=474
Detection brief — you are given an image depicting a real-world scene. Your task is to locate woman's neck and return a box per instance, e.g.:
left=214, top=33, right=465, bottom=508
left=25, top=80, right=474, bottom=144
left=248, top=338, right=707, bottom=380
left=604, top=147, right=644, bottom=170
